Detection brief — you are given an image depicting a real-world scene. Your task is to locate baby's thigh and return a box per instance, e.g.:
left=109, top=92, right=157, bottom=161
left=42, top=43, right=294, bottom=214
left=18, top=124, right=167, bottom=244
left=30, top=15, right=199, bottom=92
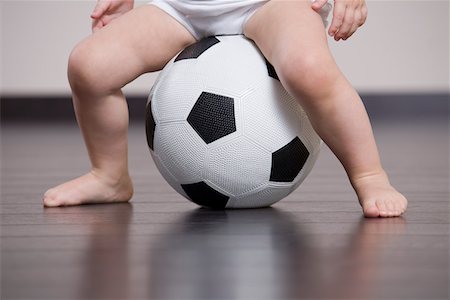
left=70, top=5, right=196, bottom=90
left=243, top=1, right=339, bottom=93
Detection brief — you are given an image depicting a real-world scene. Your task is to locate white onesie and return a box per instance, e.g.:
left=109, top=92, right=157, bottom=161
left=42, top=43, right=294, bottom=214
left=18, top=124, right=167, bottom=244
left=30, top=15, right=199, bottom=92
left=149, top=0, right=332, bottom=40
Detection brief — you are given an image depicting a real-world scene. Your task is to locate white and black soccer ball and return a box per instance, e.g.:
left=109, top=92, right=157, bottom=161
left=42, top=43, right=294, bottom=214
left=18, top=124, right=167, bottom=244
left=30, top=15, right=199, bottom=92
left=146, top=35, right=321, bottom=209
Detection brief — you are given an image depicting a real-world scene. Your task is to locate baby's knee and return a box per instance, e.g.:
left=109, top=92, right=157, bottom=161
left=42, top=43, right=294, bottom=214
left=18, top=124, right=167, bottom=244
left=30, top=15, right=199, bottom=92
left=68, top=40, right=112, bottom=95
left=277, top=51, right=339, bottom=97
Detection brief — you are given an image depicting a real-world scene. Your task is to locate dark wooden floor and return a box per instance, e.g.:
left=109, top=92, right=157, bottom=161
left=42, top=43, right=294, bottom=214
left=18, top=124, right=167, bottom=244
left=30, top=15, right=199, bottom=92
left=1, top=115, right=449, bottom=299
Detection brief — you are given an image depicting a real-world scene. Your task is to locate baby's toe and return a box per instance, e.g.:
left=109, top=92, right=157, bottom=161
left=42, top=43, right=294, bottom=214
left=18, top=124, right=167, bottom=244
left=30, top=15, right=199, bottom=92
left=376, top=199, right=389, bottom=217
left=394, top=201, right=404, bottom=216
left=43, top=187, right=71, bottom=207
left=401, top=196, right=408, bottom=212
left=387, top=200, right=398, bottom=217
left=43, top=189, right=60, bottom=207
left=362, top=199, right=380, bottom=218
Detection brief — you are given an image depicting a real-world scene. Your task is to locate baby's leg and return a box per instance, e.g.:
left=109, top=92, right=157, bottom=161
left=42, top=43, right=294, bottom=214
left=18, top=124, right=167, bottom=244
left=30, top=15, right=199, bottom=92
left=43, top=5, right=195, bottom=207
left=244, top=1, right=407, bottom=217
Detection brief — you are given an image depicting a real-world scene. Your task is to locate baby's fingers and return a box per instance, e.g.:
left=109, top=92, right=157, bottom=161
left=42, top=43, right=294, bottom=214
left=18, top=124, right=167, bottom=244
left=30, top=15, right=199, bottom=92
left=331, top=0, right=368, bottom=41
left=91, top=0, right=110, bottom=19
left=359, top=3, right=368, bottom=26
left=311, top=0, right=329, bottom=12
left=335, top=5, right=355, bottom=40
left=328, top=1, right=346, bottom=38
left=344, top=10, right=361, bottom=40
left=92, top=18, right=104, bottom=33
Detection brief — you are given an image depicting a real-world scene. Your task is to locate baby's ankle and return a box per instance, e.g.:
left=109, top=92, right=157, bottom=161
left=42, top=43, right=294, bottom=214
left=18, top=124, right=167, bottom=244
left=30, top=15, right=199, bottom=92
left=89, top=169, right=134, bottom=200
left=88, top=170, right=134, bottom=201
left=349, top=168, right=390, bottom=191
left=90, top=168, right=132, bottom=187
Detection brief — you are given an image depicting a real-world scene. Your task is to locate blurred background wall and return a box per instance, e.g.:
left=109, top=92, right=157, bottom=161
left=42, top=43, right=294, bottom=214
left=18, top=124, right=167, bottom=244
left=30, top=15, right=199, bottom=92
left=1, top=0, right=449, bottom=96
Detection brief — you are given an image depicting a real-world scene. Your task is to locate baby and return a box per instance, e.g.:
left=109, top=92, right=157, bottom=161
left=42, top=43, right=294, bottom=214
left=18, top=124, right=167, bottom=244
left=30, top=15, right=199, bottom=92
left=43, top=0, right=408, bottom=218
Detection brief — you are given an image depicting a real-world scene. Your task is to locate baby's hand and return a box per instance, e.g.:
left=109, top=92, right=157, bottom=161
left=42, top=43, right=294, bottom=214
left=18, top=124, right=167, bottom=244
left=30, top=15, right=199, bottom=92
left=312, top=0, right=368, bottom=41
left=90, top=0, right=134, bottom=32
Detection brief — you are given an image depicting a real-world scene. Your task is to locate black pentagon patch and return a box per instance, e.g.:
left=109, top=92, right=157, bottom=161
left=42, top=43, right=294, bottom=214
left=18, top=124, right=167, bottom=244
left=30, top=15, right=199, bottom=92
left=181, top=181, right=229, bottom=209
left=145, top=100, right=156, bottom=151
left=265, top=59, right=279, bottom=81
left=270, top=137, right=309, bottom=182
left=175, top=36, right=220, bottom=62
left=187, top=92, right=236, bottom=144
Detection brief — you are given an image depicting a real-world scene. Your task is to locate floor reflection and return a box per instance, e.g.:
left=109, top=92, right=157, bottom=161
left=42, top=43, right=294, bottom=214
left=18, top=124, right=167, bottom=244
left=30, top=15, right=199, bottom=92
left=77, top=203, right=134, bottom=299
left=148, top=208, right=405, bottom=300
left=60, top=204, right=406, bottom=300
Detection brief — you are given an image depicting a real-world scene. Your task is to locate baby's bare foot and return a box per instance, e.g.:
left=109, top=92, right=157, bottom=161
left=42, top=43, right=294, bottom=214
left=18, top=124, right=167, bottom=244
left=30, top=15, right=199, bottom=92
left=43, top=171, right=133, bottom=207
left=352, top=172, right=408, bottom=218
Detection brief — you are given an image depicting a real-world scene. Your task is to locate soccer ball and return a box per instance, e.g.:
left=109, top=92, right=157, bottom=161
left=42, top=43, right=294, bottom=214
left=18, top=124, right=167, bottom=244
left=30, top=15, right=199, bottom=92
left=146, top=35, right=321, bottom=209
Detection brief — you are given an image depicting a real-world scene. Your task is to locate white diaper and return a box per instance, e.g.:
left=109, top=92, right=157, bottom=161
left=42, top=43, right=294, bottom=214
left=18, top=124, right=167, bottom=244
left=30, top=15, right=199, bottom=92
left=149, top=0, right=332, bottom=40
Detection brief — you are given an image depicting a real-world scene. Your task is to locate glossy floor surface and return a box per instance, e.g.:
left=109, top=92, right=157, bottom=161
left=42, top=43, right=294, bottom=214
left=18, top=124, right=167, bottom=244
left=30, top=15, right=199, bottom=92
left=1, top=117, right=449, bottom=300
